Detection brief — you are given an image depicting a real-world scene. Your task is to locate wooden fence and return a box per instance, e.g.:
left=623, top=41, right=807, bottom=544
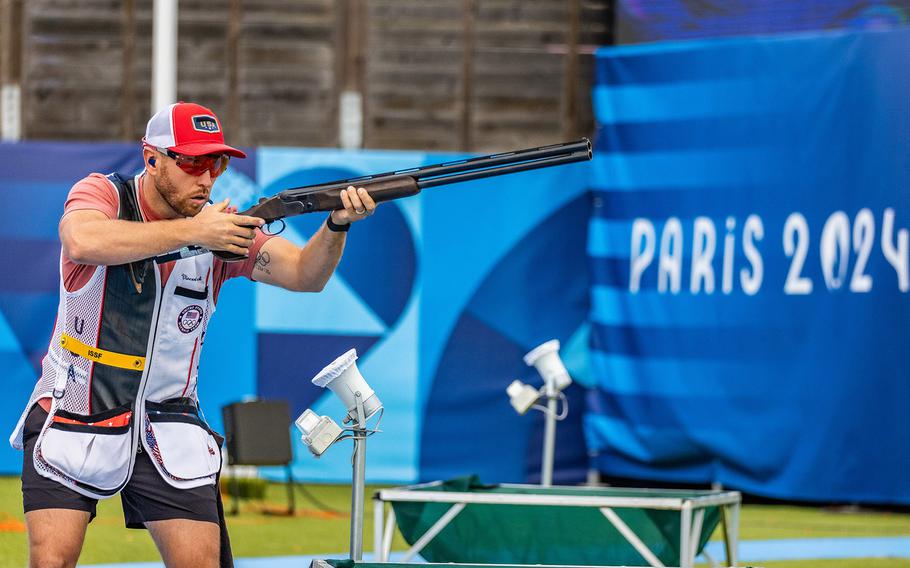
left=0, top=0, right=612, bottom=151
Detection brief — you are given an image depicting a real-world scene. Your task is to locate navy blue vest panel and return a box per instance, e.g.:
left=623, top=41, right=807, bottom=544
left=90, top=175, right=156, bottom=412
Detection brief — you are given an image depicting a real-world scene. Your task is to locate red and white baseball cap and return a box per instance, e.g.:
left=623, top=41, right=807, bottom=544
left=143, top=102, right=246, bottom=158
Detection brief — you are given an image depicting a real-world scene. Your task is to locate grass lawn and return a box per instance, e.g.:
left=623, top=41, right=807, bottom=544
left=0, top=477, right=908, bottom=567
left=736, top=504, right=910, bottom=540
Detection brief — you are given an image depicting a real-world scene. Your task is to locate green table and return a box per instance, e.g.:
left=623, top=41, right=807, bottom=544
left=371, top=479, right=741, bottom=568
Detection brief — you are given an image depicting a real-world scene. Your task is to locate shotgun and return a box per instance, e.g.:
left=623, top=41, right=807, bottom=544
left=169, top=138, right=592, bottom=262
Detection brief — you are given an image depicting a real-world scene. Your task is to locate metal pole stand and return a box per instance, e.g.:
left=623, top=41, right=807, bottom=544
left=349, top=392, right=368, bottom=561
left=541, top=375, right=557, bottom=487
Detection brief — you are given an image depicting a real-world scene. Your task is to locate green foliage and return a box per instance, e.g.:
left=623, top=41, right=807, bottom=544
left=223, top=477, right=268, bottom=500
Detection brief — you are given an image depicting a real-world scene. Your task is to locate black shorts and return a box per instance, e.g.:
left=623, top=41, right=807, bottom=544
left=21, top=403, right=220, bottom=529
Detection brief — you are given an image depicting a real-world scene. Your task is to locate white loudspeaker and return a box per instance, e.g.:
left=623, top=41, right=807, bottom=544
left=311, top=349, right=383, bottom=422
left=523, top=339, right=572, bottom=391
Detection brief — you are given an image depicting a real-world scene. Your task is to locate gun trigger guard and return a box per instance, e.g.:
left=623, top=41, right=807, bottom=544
left=263, top=219, right=286, bottom=236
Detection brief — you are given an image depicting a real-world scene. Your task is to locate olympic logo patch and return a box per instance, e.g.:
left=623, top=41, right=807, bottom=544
left=177, top=305, right=204, bottom=334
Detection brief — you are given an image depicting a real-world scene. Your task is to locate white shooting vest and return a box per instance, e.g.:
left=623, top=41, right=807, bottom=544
left=9, top=173, right=222, bottom=498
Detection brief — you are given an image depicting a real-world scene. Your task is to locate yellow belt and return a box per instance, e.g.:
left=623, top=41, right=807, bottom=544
left=60, top=333, right=145, bottom=371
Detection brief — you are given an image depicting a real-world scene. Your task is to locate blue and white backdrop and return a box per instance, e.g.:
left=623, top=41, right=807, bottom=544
left=0, top=28, right=908, bottom=504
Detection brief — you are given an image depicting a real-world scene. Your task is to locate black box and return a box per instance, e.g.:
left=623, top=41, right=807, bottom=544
left=222, top=400, right=292, bottom=466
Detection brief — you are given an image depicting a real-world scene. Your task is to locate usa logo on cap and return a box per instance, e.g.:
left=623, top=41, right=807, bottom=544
left=142, top=101, right=247, bottom=158
left=192, top=115, right=220, bottom=133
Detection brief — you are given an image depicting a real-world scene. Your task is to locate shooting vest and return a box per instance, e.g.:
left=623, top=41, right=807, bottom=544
left=9, top=173, right=222, bottom=498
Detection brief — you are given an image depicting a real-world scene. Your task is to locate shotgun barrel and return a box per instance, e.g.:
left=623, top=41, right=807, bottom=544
left=276, top=138, right=592, bottom=208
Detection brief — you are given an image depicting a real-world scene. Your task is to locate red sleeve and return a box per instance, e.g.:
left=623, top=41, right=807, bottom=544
left=211, top=230, right=274, bottom=302
left=63, top=173, right=118, bottom=219
left=61, top=174, right=119, bottom=292
left=224, top=230, right=273, bottom=280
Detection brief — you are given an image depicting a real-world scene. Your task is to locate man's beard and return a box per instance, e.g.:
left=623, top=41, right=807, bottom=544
left=155, top=167, right=203, bottom=217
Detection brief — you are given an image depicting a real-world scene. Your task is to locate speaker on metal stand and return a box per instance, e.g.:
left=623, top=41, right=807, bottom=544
left=222, top=399, right=295, bottom=516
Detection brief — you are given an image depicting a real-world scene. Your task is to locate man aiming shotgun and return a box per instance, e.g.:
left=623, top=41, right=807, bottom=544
left=9, top=100, right=590, bottom=568
left=9, top=102, right=378, bottom=568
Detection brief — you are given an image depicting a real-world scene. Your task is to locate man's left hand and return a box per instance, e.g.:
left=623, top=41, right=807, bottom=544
left=330, top=186, right=377, bottom=226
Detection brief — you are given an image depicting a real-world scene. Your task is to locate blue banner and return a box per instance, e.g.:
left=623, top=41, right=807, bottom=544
left=587, top=29, right=910, bottom=504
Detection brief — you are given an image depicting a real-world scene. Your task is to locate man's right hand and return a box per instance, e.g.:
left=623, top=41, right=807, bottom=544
left=188, top=199, right=265, bottom=256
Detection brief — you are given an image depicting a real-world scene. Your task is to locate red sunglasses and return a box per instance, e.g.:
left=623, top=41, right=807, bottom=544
left=156, top=147, right=230, bottom=178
